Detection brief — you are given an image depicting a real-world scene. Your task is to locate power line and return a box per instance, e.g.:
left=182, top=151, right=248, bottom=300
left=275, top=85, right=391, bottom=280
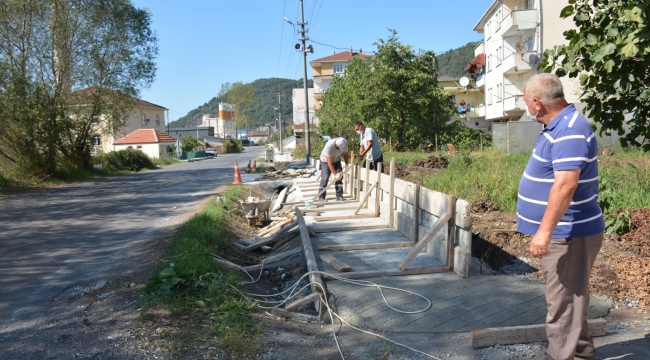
left=276, top=0, right=287, bottom=77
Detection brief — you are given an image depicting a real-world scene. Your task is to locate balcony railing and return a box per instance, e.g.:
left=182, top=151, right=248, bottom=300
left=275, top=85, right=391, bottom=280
left=503, top=95, right=526, bottom=116
left=500, top=9, right=537, bottom=37
left=501, top=52, right=536, bottom=75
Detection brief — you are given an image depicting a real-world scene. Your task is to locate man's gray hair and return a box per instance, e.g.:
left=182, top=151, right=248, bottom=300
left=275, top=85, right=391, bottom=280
left=524, top=73, right=565, bottom=109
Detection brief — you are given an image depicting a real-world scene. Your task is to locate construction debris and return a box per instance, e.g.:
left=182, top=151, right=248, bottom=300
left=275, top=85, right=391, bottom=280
left=256, top=167, right=317, bottom=180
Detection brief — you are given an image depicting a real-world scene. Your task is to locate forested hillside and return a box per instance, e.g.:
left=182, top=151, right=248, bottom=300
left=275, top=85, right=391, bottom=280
left=169, top=78, right=312, bottom=128
left=436, top=41, right=479, bottom=77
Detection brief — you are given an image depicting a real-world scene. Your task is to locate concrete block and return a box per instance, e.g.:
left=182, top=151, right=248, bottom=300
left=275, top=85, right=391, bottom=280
left=457, top=227, right=472, bottom=252
left=419, top=187, right=448, bottom=217
left=454, top=247, right=471, bottom=278
left=455, top=199, right=472, bottom=229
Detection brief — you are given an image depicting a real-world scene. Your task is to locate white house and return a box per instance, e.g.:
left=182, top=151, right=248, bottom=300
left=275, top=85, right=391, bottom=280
left=113, top=129, right=177, bottom=159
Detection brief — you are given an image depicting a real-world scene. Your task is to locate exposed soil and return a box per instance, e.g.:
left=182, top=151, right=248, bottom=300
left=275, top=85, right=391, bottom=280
left=381, top=155, right=449, bottom=180
left=470, top=197, right=650, bottom=309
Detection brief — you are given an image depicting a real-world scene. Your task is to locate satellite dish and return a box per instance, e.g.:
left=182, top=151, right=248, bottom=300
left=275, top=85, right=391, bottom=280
left=515, top=41, right=526, bottom=55
left=459, top=77, right=469, bottom=87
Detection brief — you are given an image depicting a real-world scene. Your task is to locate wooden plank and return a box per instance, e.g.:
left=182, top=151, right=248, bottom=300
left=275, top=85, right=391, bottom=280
left=241, top=258, right=303, bottom=274
left=241, top=247, right=304, bottom=272
left=257, top=218, right=292, bottom=237
left=356, top=163, right=361, bottom=201
left=322, top=266, right=448, bottom=280
left=364, top=159, right=370, bottom=207
left=313, top=213, right=377, bottom=222
left=375, top=162, right=382, bottom=217
left=354, top=182, right=377, bottom=215
left=319, top=254, right=352, bottom=272
left=318, top=241, right=413, bottom=251
left=447, top=194, right=457, bottom=270
left=285, top=292, right=322, bottom=312
left=300, top=205, right=358, bottom=213
left=270, top=308, right=320, bottom=322
left=295, top=206, right=327, bottom=294
left=389, top=157, right=395, bottom=228
left=244, top=230, right=299, bottom=251
left=213, top=257, right=243, bottom=271
left=271, top=187, right=289, bottom=213
left=313, top=223, right=389, bottom=233
left=398, top=212, right=452, bottom=270
left=414, top=184, right=420, bottom=244
left=471, top=319, right=608, bottom=348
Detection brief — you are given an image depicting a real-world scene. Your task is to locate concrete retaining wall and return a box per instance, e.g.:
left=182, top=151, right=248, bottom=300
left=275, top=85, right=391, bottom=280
left=309, top=156, right=472, bottom=277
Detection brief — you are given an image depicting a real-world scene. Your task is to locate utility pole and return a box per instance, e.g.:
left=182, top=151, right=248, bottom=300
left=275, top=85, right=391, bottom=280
left=276, top=92, right=284, bottom=154
left=299, top=0, right=311, bottom=162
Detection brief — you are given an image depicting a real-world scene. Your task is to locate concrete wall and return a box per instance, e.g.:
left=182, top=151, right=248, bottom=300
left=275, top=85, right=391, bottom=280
left=309, top=157, right=473, bottom=277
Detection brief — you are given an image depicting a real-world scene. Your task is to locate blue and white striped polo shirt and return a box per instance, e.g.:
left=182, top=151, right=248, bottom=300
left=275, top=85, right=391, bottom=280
left=516, top=104, right=604, bottom=238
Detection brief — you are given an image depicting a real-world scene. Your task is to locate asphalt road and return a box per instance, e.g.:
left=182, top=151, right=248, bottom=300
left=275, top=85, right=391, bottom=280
left=0, top=147, right=265, bottom=334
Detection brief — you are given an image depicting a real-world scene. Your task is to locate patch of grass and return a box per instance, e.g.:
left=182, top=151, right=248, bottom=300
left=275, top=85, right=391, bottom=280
left=141, top=186, right=262, bottom=356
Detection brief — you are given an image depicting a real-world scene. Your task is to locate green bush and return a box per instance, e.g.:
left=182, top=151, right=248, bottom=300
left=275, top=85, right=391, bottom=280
left=223, top=139, right=243, bottom=153
left=94, top=148, right=155, bottom=172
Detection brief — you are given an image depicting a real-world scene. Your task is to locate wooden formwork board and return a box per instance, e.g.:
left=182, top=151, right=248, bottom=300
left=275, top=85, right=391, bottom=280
left=322, top=266, right=448, bottom=280
left=313, top=223, right=389, bottom=233
left=294, top=206, right=326, bottom=295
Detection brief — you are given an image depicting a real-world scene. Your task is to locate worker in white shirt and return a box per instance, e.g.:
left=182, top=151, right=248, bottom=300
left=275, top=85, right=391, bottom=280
left=354, top=121, right=383, bottom=172
left=318, top=137, right=350, bottom=202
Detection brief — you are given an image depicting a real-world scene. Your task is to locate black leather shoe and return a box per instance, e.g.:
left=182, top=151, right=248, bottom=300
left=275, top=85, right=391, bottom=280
left=336, top=196, right=345, bottom=201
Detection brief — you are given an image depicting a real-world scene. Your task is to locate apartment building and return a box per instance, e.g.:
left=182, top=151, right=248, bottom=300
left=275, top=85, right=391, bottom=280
left=473, top=0, right=580, bottom=124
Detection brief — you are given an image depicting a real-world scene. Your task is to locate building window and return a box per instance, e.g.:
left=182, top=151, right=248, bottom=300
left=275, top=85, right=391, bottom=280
left=487, top=55, right=492, bottom=72
left=496, top=84, right=502, bottom=102
left=91, top=116, right=100, bottom=124
left=488, top=88, right=493, bottom=105
left=92, top=135, right=101, bottom=146
left=333, top=63, right=346, bottom=74
left=528, top=0, right=535, bottom=10
left=496, top=47, right=502, bottom=66
left=156, top=114, right=160, bottom=126
left=487, top=22, right=491, bottom=39
left=524, top=35, right=535, bottom=52
left=136, top=145, right=142, bottom=150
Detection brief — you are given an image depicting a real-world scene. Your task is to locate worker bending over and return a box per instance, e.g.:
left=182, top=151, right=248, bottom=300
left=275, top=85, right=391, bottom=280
left=318, top=137, right=350, bottom=202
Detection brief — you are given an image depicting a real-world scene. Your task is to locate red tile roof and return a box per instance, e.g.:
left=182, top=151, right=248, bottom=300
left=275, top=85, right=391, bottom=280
left=293, top=124, right=304, bottom=130
left=311, top=49, right=372, bottom=64
left=247, top=131, right=269, bottom=137
left=464, top=53, right=485, bottom=73
left=114, top=129, right=177, bottom=145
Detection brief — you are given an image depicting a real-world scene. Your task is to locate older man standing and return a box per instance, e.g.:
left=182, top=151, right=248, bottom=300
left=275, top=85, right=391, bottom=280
left=517, top=73, right=604, bottom=360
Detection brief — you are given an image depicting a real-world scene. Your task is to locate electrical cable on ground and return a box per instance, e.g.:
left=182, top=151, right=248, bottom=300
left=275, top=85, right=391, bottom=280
left=226, top=264, right=441, bottom=360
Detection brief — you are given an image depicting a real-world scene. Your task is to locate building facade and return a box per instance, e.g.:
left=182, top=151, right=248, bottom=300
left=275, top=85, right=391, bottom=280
left=199, top=103, right=236, bottom=138
left=472, top=0, right=580, bottom=124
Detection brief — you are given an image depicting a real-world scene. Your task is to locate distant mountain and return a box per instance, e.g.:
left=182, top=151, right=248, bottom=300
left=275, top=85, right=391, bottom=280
left=436, top=41, right=480, bottom=78
left=169, top=78, right=313, bottom=129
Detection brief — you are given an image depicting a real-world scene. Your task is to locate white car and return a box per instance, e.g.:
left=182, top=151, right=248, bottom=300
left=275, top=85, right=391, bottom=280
left=205, top=148, right=217, bottom=158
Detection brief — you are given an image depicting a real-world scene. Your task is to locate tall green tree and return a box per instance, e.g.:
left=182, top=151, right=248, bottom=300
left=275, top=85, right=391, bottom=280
left=318, top=30, right=454, bottom=151
left=219, top=81, right=255, bottom=133
left=540, top=0, right=650, bottom=151
left=0, top=0, right=158, bottom=176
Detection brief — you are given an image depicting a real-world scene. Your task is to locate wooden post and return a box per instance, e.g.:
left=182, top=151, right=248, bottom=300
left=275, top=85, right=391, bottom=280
left=374, top=162, right=382, bottom=217
left=354, top=182, right=377, bottom=215
left=364, top=159, right=370, bottom=208
left=356, top=162, right=361, bottom=201
left=447, top=194, right=457, bottom=270
left=414, top=184, right=420, bottom=244
left=389, top=157, right=395, bottom=228
left=294, top=206, right=326, bottom=295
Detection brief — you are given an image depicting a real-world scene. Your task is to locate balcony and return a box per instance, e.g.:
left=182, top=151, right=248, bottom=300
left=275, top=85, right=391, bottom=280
left=503, top=95, right=526, bottom=117
left=313, top=88, right=324, bottom=101
left=500, top=10, right=537, bottom=37
left=501, top=52, right=537, bottom=75
left=475, top=74, right=484, bottom=88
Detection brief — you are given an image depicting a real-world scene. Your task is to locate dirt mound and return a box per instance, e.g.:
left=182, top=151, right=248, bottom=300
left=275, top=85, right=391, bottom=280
left=383, top=155, right=449, bottom=179
left=471, top=207, right=650, bottom=309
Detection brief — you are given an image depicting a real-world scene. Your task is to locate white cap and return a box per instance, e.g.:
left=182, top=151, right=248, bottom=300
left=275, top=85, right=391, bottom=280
left=335, top=138, right=348, bottom=152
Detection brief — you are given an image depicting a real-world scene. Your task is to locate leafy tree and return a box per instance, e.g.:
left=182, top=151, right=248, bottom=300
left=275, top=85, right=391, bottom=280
left=540, top=0, right=650, bottom=150
left=318, top=30, right=454, bottom=151
left=179, top=135, right=200, bottom=153
left=0, top=0, right=158, bottom=175
left=219, top=81, right=255, bottom=133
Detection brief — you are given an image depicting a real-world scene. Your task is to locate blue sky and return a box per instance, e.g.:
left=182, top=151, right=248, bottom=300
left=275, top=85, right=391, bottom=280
left=131, top=0, right=492, bottom=123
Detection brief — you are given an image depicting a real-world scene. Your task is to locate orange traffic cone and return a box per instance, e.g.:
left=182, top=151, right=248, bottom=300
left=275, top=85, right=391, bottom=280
left=233, top=161, right=243, bottom=184
left=253, top=159, right=257, bottom=173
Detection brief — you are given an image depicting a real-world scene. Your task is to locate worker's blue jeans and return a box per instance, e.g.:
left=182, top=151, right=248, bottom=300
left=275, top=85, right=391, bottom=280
left=319, top=160, right=343, bottom=200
